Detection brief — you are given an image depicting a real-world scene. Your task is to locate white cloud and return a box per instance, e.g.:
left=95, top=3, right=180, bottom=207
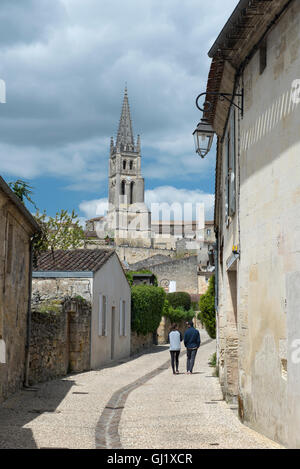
left=79, top=185, right=214, bottom=222
left=145, top=186, right=214, bottom=220
left=0, top=0, right=238, bottom=191
left=79, top=197, right=108, bottom=219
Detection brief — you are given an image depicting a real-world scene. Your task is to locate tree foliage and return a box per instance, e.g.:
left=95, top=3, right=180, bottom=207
left=33, top=209, right=84, bottom=263
left=198, top=275, right=216, bottom=338
left=131, top=285, right=166, bottom=335
left=164, top=304, right=194, bottom=323
left=9, top=179, right=37, bottom=208
left=166, top=291, right=191, bottom=311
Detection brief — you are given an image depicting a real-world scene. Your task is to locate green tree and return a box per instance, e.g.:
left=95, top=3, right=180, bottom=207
left=131, top=285, right=166, bottom=335
left=33, top=209, right=84, bottom=263
left=198, top=275, right=216, bottom=338
left=166, top=291, right=191, bottom=311
left=9, top=179, right=37, bottom=208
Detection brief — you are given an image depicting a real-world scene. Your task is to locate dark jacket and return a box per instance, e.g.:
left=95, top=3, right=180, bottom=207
left=184, top=327, right=201, bottom=349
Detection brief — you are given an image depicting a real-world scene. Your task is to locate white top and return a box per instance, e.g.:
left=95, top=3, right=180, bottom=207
left=169, top=330, right=181, bottom=351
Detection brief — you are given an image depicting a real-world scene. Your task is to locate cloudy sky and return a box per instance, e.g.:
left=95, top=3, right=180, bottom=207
left=0, top=0, right=239, bottom=222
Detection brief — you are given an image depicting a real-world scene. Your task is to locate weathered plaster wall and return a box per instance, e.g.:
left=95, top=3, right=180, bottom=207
left=217, top=1, right=300, bottom=447
left=238, top=2, right=300, bottom=447
left=91, top=254, right=131, bottom=368
left=0, top=190, right=34, bottom=402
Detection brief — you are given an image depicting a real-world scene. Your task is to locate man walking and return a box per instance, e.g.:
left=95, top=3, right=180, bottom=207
left=184, top=320, right=201, bottom=374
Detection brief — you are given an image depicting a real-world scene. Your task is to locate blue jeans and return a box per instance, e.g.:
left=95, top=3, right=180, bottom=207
left=186, top=348, right=198, bottom=372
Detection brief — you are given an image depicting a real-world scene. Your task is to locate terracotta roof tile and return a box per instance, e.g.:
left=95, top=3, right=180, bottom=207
left=34, top=249, right=115, bottom=272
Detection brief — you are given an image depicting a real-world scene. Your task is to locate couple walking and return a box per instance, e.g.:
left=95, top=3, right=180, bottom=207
left=168, top=320, right=201, bottom=374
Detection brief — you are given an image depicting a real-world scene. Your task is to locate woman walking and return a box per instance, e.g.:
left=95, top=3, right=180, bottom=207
left=168, top=323, right=183, bottom=375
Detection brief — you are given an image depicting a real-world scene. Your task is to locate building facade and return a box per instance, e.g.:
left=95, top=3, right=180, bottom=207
left=204, top=0, right=300, bottom=448
left=0, top=176, right=40, bottom=402
left=32, top=249, right=131, bottom=369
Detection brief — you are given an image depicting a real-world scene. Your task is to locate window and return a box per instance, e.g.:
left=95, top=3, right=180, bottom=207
left=121, top=180, right=126, bottom=196
left=207, top=229, right=211, bottom=236
left=123, top=160, right=126, bottom=170
left=98, top=294, right=107, bottom=336
left=119, top=300, right=126, bottom=336
left=130, top=181, right=134, bottom=204
left=130, top=160, right=133, bottom=170
left=259, top=40, right=267, bottom=75
left=224, top=107, right=236, bottom=224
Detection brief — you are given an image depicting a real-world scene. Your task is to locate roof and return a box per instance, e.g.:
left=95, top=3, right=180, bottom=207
left=208, top=0, right=290, bottom=63
left=116, top=86, right=135, bottom=148
left=132, top=273, right=155, bottom=278
left=34, top=249, right=115, bottom=273
left=204, top=0, right=291, bottom=129
left=0, top=175, right=40, bottom=233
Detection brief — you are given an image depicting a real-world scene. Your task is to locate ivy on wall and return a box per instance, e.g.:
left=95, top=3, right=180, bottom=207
left=131, top=285, right=166, bottom=335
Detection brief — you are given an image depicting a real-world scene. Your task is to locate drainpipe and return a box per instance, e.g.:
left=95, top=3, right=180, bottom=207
left=214, top=231, right=219, bottom=364
left=24, top=238, right=33, bottom=388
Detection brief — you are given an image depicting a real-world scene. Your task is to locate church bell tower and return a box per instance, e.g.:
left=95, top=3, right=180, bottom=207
left=107, top=87, right=151, bottom=247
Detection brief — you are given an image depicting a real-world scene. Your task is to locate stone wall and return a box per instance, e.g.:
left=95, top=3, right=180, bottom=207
left=0, top=188, right=35, bottom=403
left=150, top=256, right=199, bottom=294
left=130, top=331, right=154, bottom=355
left=32, top=277, right=93, bottom=303
left=29, top=298, right=91, bottom=385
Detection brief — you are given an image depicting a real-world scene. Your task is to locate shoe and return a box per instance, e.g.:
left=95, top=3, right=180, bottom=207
left=175, top=371, right=179, bottom=374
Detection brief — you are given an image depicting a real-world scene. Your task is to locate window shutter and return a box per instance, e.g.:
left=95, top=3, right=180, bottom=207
left=98, top=294, right=103, bottom=336
left=123, top=301, right=126, bottom=337
left=103, top=295, right=107, bottom=336
left=229, top=108, right=236, bottom=216
left=120, top=299, right=123, bottom=336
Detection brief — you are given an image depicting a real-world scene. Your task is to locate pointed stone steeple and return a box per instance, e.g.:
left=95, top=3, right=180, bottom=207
left=116, top=86, right=134, bottom=150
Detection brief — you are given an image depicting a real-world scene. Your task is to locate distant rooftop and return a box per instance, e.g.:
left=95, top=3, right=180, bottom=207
left=34, top=249, right=114, bottom=272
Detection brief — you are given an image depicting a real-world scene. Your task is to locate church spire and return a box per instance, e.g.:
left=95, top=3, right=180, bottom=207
left=116, top=86, right=134, bottom=150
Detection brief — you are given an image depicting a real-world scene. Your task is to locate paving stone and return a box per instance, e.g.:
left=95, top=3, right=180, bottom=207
left=0, top=330, right=283, bottom=449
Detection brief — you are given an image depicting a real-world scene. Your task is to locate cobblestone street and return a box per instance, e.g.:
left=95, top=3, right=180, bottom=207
left=0, top=332, right=283, bottom=449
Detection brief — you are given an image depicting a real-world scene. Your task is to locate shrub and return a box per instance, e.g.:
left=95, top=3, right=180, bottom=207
left=166, top=292, right=191, bottom=311
left=131, top=285, right=166, bottom=335
left=164, top=306, right=194, bottom=324
left=209, top=352, right=217, bottom=367
left=198, top=275, right=216, bottom=338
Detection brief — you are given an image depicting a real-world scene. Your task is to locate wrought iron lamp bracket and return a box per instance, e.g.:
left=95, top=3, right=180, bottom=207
left=196, top=89, right=244, bottom=117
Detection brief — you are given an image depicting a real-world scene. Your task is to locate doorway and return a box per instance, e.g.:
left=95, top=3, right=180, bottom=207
left=111, top=306, right=115, bottom=360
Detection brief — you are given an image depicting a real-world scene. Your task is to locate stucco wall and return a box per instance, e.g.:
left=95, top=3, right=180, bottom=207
left=0, top=190, right=34, bottom=402
left=91, top=254, right=131, bottom=368
left=217, top=1, right=300, bottom=447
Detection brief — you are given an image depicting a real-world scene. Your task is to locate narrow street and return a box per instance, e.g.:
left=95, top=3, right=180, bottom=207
left=0, top=332, right=282, bottom=449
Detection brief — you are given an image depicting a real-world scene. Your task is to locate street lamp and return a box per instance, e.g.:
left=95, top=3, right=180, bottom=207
left=193, top=118, right=214, bottom=158
left=193, top=88, right=243, bottom=158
